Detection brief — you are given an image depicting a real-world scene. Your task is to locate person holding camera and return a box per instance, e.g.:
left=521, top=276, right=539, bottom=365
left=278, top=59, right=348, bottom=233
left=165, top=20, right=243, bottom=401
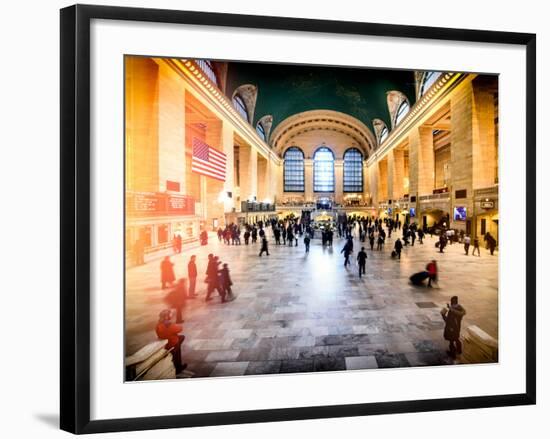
left=440, top=296, right=467, bottom=358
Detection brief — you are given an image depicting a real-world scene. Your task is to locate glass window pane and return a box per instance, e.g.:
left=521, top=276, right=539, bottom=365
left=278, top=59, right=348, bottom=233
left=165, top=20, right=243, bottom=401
left=284, top=147, right=305, bottom=192
left=343, top=148, right=363, bottom=192
left=233, top=95, right=249, bottom=121
left=314, top=147, right=335, bottom=192
left=395, top=101, right=410, bottom=126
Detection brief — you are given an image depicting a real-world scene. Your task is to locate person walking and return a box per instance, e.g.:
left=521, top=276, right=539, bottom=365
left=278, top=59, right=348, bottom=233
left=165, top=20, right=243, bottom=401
left=160, top=256, right=176, bottom=290
left=472, top=236, right=481, bottom=256
left=205, top=255, right=221, bottom=301
left=464, top=235, right=471, bottom=255
left=259, top=236, right=270, bottom=256
left=219, top=263, right=234, bottom=302
left=438, top=233, right=447, bottom=253
left=368, top=232, right=375, bottom=251
left=304, top=234, right=311, bottom=253
left=187, top=255, right=198, bottom=297
left=440, top=296, right=467, bottom=359
left=164, top=278, right=187, bottom=323
left=426, top=260, right=438, bottom=287
left=357, top=247, right=367, bottom=278
left=341, top=239, right=352, bottom=267
left=394, top=238, right=403, bottom=260
left=417, top=228, right=424, bottom=244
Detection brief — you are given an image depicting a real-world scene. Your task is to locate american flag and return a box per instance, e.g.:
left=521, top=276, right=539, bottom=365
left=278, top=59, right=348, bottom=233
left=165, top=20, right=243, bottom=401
left=191, top=137, right=227, bottom=181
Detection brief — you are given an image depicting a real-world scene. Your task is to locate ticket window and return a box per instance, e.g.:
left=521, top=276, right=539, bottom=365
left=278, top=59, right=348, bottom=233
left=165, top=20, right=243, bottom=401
left=139, top=226, right=152, bottom=247
left=157, top=224, right=169, bottom=244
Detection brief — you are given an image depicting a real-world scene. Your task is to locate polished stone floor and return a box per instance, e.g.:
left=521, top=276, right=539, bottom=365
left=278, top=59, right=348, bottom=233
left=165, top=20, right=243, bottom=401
left=125, top=227, right=498, bottom=378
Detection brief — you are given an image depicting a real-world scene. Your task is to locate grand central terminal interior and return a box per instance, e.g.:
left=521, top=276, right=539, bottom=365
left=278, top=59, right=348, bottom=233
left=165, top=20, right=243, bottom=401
left=124, top=56, right=499, bottom=380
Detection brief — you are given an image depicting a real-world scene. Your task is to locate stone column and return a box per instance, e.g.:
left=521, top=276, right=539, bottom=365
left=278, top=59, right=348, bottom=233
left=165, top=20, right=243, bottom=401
left=257, top=154, right=269, bottom=202
left=388, top=149, right=405, bottom=200
left=409, top=126, right=434, bottom=197
left=377, top=158, right=388, bottom=202
left=450, top=81, right=474, bottom=230
left=472, top=79, right=497, bottom=189
left=239, top=143, right=258, bottom=202
left=157, top=62, right=185, bottom=193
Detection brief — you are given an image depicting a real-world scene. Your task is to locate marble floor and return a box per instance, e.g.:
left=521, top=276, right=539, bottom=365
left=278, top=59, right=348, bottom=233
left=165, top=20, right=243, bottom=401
left=125, top=228, right=498, bottom=379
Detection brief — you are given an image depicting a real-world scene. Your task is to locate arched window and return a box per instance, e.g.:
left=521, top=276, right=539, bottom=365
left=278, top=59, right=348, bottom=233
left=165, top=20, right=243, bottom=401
left=343, top=148, right=363, bottom=192
left=395, top=101, right=410, bottom=126
left=196, top=59, right=219, bottom=86
left=420, top=71, right=442, bottom=96
left=283, top=147, right=305, bottom=192
left=379, top=126, right=389, bottom=144
left=313, top=147, right=335, bottom=192
left=232, top=94, right=249, bottom=121
left=256, top=122, right=266, bottom=141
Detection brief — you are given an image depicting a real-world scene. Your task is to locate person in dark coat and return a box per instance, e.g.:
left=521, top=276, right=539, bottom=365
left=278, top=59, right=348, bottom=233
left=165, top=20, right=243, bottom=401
left=244, top=229, right=250, bottom=245
left=160, top=256, right=176, bottom=289
left=485, top=232, right=497, bottom=255
left=439, top=234, right=447, bottom=253
left=205, top=255, right=221, bottom=301
left=441, top=296, right=466, bottom=358
left=341, top=239, right=352, bottom=267
left=187, top=255, right=198, bottom=297
left=357, top=247, right=367, bottom=278
left=259, top=237, right=269, bottom=256
left=369, top=232, right=375, bottom=251
left=394, top=238, right=403, bottom=259
left=417, top=228, right=424, bottom=244
left=220, top=263, right=234, bottom=302
left=304, top=234, right=310, bottom=253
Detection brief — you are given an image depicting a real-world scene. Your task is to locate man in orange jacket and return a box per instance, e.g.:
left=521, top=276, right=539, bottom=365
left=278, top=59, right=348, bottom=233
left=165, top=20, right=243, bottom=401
left=155, top=309, right=186, bottom=374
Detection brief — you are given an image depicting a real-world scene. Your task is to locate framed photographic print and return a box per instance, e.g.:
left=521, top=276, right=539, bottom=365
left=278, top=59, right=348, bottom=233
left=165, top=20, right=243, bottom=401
left=60, top=4, right=536, bottom=434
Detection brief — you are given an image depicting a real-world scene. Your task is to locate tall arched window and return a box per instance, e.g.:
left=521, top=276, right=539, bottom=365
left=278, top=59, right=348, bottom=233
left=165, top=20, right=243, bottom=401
left=196, top=59, right=219, bottom=86
left=313, top=147, right=335, bottom=192
left=395, top=100, right=410, bottom=126
left=343, top=148, right=363, bottom=192
left=256, top=122, right=266, bottom=141
left=420, top=71, right=442, bottom=96
left=379, top=126, right=389, bottom=144
left=283, top=147, right=305, bottom=192
left=232, top=94, right=249, bottom=121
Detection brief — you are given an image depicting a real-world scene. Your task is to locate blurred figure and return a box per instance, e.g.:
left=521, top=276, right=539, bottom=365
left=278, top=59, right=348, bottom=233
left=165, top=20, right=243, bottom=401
left=472, top=236, right=481, bottom=256
left=357, top=247, right=367, bottom=278
left=160, top=256, right=175, bottom=289
left=220, top=263, right=234, bottom=302
left=394, top=238, right=403, bottom=260
left=259, top=236, right=270, bottom=256
left=464, top=235, right=471, bottom=255
left=187, top=255, right=198, bottom=297
left=304, top=234, right=310, bottom=253
left=164, top=278, right=187, bottom=323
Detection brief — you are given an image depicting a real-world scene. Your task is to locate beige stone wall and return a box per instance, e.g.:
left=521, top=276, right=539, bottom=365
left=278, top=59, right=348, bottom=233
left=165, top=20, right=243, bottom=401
left=157, top=62, right=186, bottom=193
left=125, top=57, right=159, bottom=193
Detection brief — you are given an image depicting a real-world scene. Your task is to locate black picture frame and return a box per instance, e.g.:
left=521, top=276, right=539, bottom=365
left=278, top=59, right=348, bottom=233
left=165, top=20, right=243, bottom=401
left=60, top=4, right=536, bottom=434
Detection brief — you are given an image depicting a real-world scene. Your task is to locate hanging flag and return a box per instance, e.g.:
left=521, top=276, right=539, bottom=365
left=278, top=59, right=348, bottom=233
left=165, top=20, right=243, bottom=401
left=191, top=137, right=227, bottom=181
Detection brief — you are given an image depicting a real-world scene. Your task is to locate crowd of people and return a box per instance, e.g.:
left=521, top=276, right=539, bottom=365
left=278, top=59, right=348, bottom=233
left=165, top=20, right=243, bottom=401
left=150, top=212, right=495, bottom=371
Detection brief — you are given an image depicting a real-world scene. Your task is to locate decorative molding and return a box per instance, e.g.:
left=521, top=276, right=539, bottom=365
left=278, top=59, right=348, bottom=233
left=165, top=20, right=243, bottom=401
left=271, top=109, right=376, bottom=157
left=232, top=83, right=258, bottom=124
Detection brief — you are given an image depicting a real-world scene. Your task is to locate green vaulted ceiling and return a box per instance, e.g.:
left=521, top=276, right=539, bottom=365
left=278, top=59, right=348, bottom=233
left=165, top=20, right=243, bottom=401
left=224, top=61, right=417, bottom=131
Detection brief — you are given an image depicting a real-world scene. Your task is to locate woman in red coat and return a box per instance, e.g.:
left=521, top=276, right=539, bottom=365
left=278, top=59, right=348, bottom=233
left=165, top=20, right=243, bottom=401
left=160, top=256, right=176, bottom=289
left=426, top=260, right=438, bottom=287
